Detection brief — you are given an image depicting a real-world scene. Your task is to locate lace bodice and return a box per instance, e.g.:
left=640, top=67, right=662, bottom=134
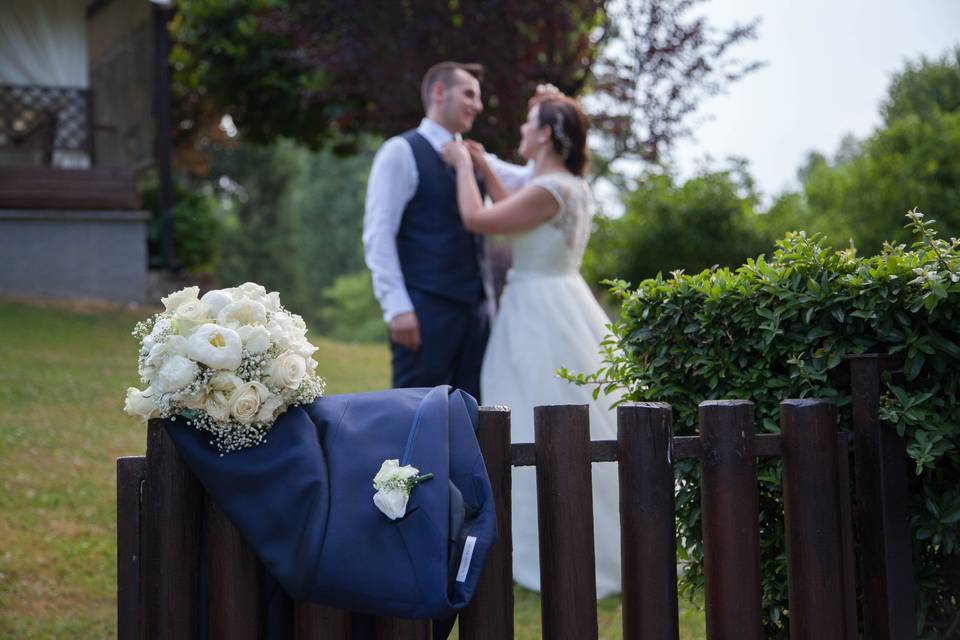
left=510, top=172, right=593, bottom=276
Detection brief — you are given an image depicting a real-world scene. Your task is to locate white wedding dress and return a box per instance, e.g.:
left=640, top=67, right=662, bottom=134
left=481, top=171, right=622, bottom=598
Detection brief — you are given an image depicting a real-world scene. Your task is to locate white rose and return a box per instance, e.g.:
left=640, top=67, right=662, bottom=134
left=237, top=325, right=271, bottom=354
left=234, top=282, right=267, bottom=300
left=186, top=324, right=242, bottom=370
left=229, top=381, right=270, bottom=424
left=217, top=299, right=267, bottom=329
left=124, top=386, right=159, bottom=421
left=373, top=459, right=419, bottom=488
left=290, top=338, right=318, bottom=359
left=157, top=355, right=200, bottom=393
left=161, top=286, right=200, bottom=312
left=255, top=394, right=285, bottom=423
left=173, top=299, right=210, bottom=335
left=373, top=488, right=409, bottom=520
left=200, top=289, right=234, bottom=317
left=269, top=352, right=307, bottom=390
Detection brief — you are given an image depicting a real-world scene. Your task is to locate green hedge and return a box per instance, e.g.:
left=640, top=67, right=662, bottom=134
left=567, top=211, right=960, bottom=636
left=141, top=181, right=220, bottom=273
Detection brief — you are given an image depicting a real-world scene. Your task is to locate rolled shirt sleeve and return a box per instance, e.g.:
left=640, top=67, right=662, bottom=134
left=363, top=137, right=418, bottom=322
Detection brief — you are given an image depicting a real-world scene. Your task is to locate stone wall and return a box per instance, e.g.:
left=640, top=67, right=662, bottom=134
left=0, top=208, right=148, bottom=303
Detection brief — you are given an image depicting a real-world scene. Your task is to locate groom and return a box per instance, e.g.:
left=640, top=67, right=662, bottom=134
left=363, top=61, right=493, bottom=401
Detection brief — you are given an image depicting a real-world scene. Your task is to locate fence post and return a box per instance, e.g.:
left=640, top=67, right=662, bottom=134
left=848, top=355, right=916, bottom=639
left=142, top=419, right=203, bottom=639
left=117, top=456, right=145, bottom=640
left=780, top=399, right=849, bottom=639
left=460, top=406, right=514, bottom=640
left=535, top=404, right=598, bottom=640
left=204, top=497, right=265, bottom=639
left=617, top=403, right=678, bottom=640
left=294, top=604, right=352, bottom=639
left=698, top=400, right=763, bottom=639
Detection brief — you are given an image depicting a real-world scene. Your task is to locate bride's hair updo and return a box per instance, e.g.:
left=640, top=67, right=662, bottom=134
left=536, top=97, right=590, bottom=176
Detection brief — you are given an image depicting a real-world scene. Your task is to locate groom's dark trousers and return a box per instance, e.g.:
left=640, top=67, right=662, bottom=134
left=391, top=288, right=489, bottom=403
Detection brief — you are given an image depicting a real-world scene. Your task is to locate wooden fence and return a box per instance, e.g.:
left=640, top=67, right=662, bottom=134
left=117, top=354, right=916, bottom=639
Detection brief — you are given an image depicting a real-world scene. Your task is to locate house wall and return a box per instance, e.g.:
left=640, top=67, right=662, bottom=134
left=0, top=208, right=148, bottom=303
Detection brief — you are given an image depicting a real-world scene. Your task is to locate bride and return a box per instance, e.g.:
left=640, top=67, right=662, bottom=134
left=440, top=92, right=621, bottom=598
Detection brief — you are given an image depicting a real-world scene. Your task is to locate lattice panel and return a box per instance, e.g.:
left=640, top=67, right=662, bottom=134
left=0, top=84, right=92, bottom=154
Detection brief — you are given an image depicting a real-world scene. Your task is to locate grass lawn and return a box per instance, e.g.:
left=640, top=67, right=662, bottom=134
left=0, top=300, right=704, bottom=638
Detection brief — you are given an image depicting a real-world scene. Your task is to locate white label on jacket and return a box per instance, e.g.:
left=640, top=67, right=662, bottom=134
left=455, top=536, right=478, bottom=583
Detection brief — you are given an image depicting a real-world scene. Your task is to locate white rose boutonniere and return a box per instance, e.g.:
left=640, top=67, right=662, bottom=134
left=372, top=459, right=434, bottom=520
left=124, top=283, right=326, bottom=452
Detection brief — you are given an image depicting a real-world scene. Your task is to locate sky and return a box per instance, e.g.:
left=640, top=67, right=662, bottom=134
left=668, top=0, right=960, bottom=206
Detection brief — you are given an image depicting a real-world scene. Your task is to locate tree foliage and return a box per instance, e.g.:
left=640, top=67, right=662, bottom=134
left=171, top=0, right=606, bottom=159
left=170, top=0, right=759, bottom=163
left=768, top=48, right=960, bottom=256
left=208, top=138, right=374, bottom=330
left=590, top=0, right=761, bottom=162
left=584, top=162, right=767, bottom=287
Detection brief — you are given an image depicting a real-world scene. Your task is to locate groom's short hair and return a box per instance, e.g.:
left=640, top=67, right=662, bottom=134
left=421, top=62, right=484, bottom=112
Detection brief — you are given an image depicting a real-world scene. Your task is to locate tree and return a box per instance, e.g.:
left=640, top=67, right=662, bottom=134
left=590, top=0, right=762, bottom=163
left=766, top=49, right=960, bottom=256
left=170, top=0, right=759, bottom=163
left=583, top=162, right=767, bottom=286
left=171, top=0, right=606, bottom=159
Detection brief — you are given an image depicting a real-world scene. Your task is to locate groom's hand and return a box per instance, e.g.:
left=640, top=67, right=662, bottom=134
left=389, top=311, right=421, bottom=351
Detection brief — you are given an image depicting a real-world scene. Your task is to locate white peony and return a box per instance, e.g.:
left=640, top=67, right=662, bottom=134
left=237, top=325, right=271, bottom=354
left=157, top=355, right=200, bottom=393
left=229, top=381, right=271, bottom=424
left=161, top=286, right=200, bottom=312
left=269, top=352, right=307, bottom=390
left=124, top=386, right=160, bottom=421
left=200, top=289, right=234, bottom=317
left=186, top=324, right=242, bottom=370
left=217, top=299, right=267, bottom=329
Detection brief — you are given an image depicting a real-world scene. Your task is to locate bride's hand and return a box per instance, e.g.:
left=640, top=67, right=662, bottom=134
left=528, top=83, right=564, bottom=109
left=440, top=141, right=472, bottom=170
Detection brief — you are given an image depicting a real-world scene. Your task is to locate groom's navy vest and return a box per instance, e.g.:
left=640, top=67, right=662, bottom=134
left=397, top=131, right=484, bottom=305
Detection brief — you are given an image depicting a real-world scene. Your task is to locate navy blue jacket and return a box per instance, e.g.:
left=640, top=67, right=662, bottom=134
left=163, top=386, right=496, bottom=620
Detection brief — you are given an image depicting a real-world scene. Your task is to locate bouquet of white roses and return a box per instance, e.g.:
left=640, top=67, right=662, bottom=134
left=124, top=282, right=325, bottom=452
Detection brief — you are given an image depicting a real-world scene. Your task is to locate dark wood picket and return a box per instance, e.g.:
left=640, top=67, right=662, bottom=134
left=117, top=360, right=917, bottom=639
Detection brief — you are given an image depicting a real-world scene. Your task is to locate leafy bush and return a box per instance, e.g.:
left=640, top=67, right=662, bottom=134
left=141, top=181, right=220, bottom=273
left=569, top=211, right=960, bottom=636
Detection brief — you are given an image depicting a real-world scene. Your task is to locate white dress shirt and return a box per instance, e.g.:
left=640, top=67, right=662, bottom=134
left=363, top=117, right=532, bottom=322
